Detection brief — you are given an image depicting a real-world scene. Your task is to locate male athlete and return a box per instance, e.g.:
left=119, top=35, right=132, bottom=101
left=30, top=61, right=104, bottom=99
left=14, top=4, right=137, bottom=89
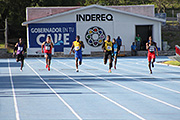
left=112, top=38, right=120, bottom=69
left=13, top=38, right=26, bottom=71
left=102, top=35, right=114, bottom=73
left=41, top=36, right=54, bottom=71
left=146, top=36, right=158, bottom=74
left=69, top=35, right=85, bottom=72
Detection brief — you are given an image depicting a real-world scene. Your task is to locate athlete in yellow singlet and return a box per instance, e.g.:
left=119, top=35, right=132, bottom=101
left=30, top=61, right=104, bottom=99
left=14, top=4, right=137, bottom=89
left=102, top=35, right=114, bottom=73
left=69, top=35, right=85, bottom=72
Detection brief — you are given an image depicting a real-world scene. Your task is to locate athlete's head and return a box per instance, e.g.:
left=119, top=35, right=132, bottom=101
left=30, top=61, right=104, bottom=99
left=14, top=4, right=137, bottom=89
left=149, top=36, right=152, bottom=43
left=47, top=36, right=51, bottom=43
left=107, top=35, right=111, bottom=41
left=19, top=38, right=22, bottom=43
left=112, top=38, right=116, bottom=43
left=76, top=35, right=80, bottom=42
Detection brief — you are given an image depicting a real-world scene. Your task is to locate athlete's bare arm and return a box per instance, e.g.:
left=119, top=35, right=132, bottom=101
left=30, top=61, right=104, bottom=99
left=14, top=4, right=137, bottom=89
left=13, top=43, right=18, bottom=56
left=146, top=42, right=149, bottom=50
left=112, top=44, right=114, bottom=53
left=15, top=43, right=18, bottom=47
left=117, top=45, right=121, bottom=53
left=51, top=42, right=54, bottom=48
left=22, top=44, right=26, bottom=54
left=80, top=41, right=85, bottom=48
left=102, top=42, right=106, bottom=52
left=155, top=42, right=159, bottom=56
left=41, top=42, right=45, bottom=53
left=69, top=43, right=74, bottom=54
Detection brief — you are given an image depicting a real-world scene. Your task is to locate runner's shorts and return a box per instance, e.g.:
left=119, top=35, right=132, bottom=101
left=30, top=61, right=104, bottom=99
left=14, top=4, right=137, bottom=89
left=75, top=51, right=82, bottom=62
left=16, top=54, right=24, bottom=61
left=45, top=53, right=52, bottom=60
left=148, top=52, right=155, bottom=62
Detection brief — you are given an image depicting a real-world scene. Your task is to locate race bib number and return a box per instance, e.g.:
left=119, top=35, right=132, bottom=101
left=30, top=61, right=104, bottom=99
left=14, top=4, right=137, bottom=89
left=18, top=47, right=23, bottom=51
left=45, top=46, right=50, bottom=50
left=149, top=46, right=155, bottom=52
left=114, top=48, right=117, bottom=52
left=75, top=46, right=80, bottom=51
left=107, top=46, right=112, bottom=50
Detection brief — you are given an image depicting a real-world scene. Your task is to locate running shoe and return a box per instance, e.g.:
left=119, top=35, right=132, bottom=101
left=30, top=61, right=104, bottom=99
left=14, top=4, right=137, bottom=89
left=114, top=66, right=116, bottom=69
left=152, top=62, right=154, bottom=68
left=76, top=69, right=79, bottom=72
left=46, top=64, right=48, bottom=68
left=108, top=70, right=112, bottom=73
left=150, top=70, right=152, bottom=74
left=48, top=67, right=50, bottom=71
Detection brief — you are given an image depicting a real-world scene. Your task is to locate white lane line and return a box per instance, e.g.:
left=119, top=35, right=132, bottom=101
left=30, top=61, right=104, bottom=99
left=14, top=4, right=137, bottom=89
left=8, top=59, right=20, bottom=120
left=114, top=63, right=180, bottom=93
left=24, top=60, right=82, bottom=120
left=43, top=59, right=147, bottom=120
left=117, top=61, right=180, bottom=84
left=58, top=60, right=180, bottom=111
left=86, top=60, right=180, bottom=93
left=121, top=59, right=180, bottom=82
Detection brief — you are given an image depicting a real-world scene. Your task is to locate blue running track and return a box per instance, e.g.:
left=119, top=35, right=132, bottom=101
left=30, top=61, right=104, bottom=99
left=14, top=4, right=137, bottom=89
left=0, top=56, right=180, bottom=120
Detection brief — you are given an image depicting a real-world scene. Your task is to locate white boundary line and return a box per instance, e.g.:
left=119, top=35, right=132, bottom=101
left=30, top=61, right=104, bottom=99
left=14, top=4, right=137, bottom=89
left=156, top=62, right=180, bottom=68
left=38, top=59, right=145, bottom=120
left=116, top=60, right=180, bottom=84
left=57, top=59, right=180, bottom=111
left=122, top=59, right=180, bottom=79
left=88, top=59, right=180, bottom=92
left=37, top=59, right=146, bottom=120
left=8, top=59, right=20, bottom=120
left=24, top=60, right=82, bottom=120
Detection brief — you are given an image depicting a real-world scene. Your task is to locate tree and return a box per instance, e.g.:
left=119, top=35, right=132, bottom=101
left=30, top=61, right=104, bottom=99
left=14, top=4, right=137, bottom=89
left=0, top=0, right=81, bottom=39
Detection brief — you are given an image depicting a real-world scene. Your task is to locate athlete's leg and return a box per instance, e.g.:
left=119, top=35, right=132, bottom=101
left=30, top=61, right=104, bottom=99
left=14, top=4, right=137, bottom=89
left=114, top=55, right=117, bottom=69
left=75, top=58, right=79, bottom=72
left=47, top=59, right=50, bottom=71
left=78, top=54, right=82, bottom=65
left=48, top=54, right=51, bottom=66
left=20, top=60, right=24, bottom=71
left=20, top=55, right=24, bottom=71
left=152, top=54, right=156, bottom=68
left=104, top=52, right=108, bottom=64
left=108, top=53, right=112, bottom=72
left=47, top=54, right=52, bottom=71
left=148, top=61, right=152, bottom=74
left=148, top=53, right=152, bottom=74
left=45, top=55, right=48, bottom=65
left=16, top=54, right=20, bottom=62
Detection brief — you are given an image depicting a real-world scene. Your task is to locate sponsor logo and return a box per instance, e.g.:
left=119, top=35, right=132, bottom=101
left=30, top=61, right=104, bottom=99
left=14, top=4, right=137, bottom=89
left=85, top=26, right=106, bottom=47
left=76, top=14, right=113, bottom=21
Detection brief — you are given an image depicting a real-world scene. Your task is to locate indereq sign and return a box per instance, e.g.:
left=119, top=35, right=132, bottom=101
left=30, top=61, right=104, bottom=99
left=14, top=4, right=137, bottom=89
left=28, top=23, right=76, bottom=52
left=76, top=13, right=113, bottom=21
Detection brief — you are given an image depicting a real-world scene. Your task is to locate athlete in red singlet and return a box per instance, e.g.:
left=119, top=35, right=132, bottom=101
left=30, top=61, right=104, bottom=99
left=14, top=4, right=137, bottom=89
left=41, top=36, right=54, bottom=71
left=146, top=36, right=158, bottom=74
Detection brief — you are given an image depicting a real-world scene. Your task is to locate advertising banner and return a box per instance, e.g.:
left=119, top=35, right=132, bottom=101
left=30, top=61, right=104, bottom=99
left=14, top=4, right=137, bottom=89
left=28, top=23, right=76, bottom=52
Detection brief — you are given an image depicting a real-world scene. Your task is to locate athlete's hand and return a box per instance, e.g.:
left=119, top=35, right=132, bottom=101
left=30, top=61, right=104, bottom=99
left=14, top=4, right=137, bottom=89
left=69, top=51, right=71, bottom=55
left=41, top=50, right=44, bottom=53
left=12, top=52, right=15, bottom=57
left=118, top=50, right=120, bottom=54
left=156, top=52, right=159, bottom=56
left=104, top=50, right=106, bottom=53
